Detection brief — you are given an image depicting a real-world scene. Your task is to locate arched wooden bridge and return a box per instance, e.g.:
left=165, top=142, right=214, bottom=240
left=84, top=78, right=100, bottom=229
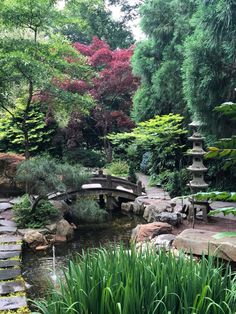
left=50, top=171, right=143, bottom=207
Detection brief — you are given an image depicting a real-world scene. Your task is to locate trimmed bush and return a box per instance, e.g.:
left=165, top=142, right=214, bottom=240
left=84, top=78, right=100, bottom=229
left=33, top=246, right=236, bottom=314
left=72, top=198, right=108, bottom=224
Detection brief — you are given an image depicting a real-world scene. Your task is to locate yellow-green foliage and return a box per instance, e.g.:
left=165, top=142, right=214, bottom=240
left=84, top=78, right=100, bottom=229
left=106, top=161, right=129, bottom=177
left=2, top=306, right=30, bottom=314
left=108, top=114, right=187, bottom=146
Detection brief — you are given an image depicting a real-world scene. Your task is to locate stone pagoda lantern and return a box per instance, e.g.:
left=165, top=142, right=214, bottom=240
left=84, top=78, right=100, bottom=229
left=187, top=121, right=208, bottom=193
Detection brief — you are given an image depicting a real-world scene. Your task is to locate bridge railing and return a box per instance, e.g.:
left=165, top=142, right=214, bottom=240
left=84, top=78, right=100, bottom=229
left=90, top=170, right=143, bottom=196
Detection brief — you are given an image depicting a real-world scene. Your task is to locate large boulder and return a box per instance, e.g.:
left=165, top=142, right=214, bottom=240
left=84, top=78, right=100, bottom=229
left=55, top=219, right=74, bottom=242
left=143, top=201, right=173, bottom=222
left=133, top=198, right=146, bottom=215
left=154, top=212, right=183, bottom=226
left=0, top=153, right=24, bottom=197
left=131, top=222, right=172, bottom=243
left=173, top=229, right=236, bottom=262
left=23, top=230, right=48, bottom=249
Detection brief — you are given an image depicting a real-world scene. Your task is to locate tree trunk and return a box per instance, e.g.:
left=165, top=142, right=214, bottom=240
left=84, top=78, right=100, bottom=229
left=104, top=138, right=113, bottom=163
left=23, top=130, right=30, bottom=160
left=31, top=195, right=46, bottom=213
left=22, top=80, right=34, bottom=159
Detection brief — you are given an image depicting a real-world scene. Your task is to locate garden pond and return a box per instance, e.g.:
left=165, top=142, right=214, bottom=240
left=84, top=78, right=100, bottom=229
left=22, top=212, right=144, bottom=299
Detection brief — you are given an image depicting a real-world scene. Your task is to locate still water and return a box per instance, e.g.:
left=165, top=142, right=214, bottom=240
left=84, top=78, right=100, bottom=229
left=22, top=212, right=144, bottom=299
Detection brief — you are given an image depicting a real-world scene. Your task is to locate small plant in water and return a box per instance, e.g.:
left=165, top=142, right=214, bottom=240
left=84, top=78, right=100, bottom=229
left=72, top=198, right=108, bottom=224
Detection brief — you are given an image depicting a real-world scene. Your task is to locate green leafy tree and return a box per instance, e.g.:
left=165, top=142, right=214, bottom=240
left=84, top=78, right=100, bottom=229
left=0, top=0, right=94, bottom=158
left=108, top=114, right=188, bottom=196
left=60, top=0, right=134, bottom=49
left=0, top=98, right=56, bottom=154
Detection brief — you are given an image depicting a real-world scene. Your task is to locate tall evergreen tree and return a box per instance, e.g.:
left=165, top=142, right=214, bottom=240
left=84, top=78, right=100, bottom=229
left=183, top=0, right=236, bottom=139
left=131, top=0, right=196, bottom=122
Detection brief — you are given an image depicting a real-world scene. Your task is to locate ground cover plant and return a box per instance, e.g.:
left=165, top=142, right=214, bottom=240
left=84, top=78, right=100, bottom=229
left=106, top=161, right=129, bottom=177
left=33, top=246, right=236, bottom=314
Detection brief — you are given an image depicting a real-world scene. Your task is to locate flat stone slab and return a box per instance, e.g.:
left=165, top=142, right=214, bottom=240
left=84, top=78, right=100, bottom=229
left=0, top=203, right=12, bottom=212
left=0, top=226, right=17, bottom=234
left=0, top=280, right=25, bottom=295
left=173, top=229, right=236, bottom=261
left=0, top=235, right=22, bottom=243
left=0, top=296, right=27, bottom=310
left=0, top=251, right=20, bottom=259
left=0, top=259, right=20, bottom=268
left=0, top=220, right=17, bottom=227
left=0, top=268, right=21, bottom=280
left=0, top=244, right=21, bottom=251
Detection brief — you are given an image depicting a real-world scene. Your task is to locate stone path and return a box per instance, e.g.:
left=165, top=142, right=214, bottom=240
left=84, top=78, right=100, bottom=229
left=137, top=173, right=236, bottom=224
left=0, top=217, right=28, bottom=312
left=137, top=173, right=170, bottom=200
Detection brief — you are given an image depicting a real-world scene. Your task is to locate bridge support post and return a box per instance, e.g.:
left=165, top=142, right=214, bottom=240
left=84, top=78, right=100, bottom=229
left=99, top=195, right=106, bottom=208
left=106, top=193, right=114, bottom=211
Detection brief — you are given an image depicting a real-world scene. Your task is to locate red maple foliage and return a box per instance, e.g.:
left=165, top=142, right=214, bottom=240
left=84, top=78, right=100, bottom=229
left=48, top=37, right=139, bottom=158
left=73, top=37, right=139, bottom=132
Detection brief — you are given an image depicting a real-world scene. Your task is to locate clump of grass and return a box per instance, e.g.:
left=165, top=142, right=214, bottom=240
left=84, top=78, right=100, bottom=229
left=32, top=245, right=236, bottom=314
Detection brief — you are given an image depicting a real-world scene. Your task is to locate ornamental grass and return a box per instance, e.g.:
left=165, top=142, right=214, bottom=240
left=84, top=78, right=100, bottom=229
left=33, top=245, right=236, bottom=314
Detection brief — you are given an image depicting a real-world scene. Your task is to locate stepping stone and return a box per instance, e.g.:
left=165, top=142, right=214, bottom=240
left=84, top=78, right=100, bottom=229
left=0, top=251, right=20, bottom=259
left=0, top=244, right=21, bottom=251
left=0, top=280, right=25, bottom=295
left=9, top=198, right=21, bottom=205
left=0, top=259, right=20, bottom=268
left=0, top=268, right=21, bottom=280
left=0, top=235, right=22, bottom=243
left=0, top=220, right=17, bottom=227
left=0, top=296, right=27, bottom=310
left=0, top=203, right=12, bottom=212
left=0, top=227, right=17, bottom=234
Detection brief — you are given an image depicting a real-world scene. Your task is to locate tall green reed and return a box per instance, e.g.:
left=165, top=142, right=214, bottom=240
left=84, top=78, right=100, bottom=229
left=32, top=245, right=236, bottom=314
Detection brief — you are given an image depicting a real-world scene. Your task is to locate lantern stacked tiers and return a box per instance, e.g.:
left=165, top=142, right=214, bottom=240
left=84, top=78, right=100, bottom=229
left=187, top=121, right=208, bottom=193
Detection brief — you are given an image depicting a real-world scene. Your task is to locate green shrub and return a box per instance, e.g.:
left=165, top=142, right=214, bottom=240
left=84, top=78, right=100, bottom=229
left=13, top=195, right=59, bottom=228
left=128, top=163, right=137, bottom=183
left=140, top=151, right=151, bottom=174
left=106, top=161, right=129, bottom=177
left=33, top=245, right=236, bottom=314
left=72, top=198, right=108, bottom=224
left=65, top=148, right=106, bottom=168
left=150, top=169, right=189, bottom=198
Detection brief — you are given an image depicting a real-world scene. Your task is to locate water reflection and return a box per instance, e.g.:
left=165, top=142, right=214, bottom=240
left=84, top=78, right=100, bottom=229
left=22, top=212, right=143, bottom=299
